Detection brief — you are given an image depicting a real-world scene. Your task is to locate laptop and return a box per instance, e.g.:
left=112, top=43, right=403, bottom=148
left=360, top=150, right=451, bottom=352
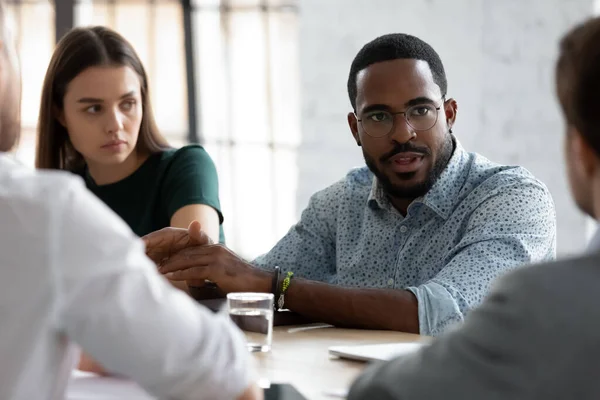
left=328, top=341, right=427, bottom=362
left=264, top=384, right=307, bottom=400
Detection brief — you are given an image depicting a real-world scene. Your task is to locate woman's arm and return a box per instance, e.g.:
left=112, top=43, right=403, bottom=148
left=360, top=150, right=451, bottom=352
left=169, top=204, right=221, bottom=291
left=170, top=204, right=220, bottom=243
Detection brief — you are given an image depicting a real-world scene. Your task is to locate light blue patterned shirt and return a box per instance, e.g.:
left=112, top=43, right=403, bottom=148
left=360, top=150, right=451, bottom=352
left=254, top=141, right=556, bottom=335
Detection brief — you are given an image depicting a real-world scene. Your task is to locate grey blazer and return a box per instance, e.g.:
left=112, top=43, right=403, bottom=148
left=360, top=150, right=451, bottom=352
left=349, top=252, right=600, bottom=400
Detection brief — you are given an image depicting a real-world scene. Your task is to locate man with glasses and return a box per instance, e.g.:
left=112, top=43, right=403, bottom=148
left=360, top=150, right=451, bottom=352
left=348, top=17, right=600, bottom=399
left=146, top=33, right=556, bottom=336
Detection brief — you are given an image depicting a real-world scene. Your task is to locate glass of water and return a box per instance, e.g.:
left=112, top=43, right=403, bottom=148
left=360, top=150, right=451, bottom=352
left=227, top=292, right=274, bottom=352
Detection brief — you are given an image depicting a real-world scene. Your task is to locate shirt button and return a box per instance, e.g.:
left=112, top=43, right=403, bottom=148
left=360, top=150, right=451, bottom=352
left=387, top=278, right=394, bottom=286
left=400, top=226, right=408, bottom=233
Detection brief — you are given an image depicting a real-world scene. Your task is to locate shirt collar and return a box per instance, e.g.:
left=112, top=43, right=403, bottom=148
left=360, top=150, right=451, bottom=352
left=367, top=176, right=387, bottom=210
left=367, top=139, right=470, bottom=219
left=587, top=225, right=600, bottom=253
left=420, top=140, right=470, bottom=219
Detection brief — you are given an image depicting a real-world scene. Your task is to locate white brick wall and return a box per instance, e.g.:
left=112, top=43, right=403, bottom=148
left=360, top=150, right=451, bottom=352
left=297, top=0, right=595, bottom=255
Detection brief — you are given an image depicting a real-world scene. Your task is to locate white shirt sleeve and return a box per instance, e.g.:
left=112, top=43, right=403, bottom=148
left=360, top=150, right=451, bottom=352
left=51, top=177, right=253, bottom=400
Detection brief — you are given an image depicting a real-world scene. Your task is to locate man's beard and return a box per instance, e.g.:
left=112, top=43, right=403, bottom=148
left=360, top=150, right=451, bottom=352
left=363, top=133, right=454, bottom=199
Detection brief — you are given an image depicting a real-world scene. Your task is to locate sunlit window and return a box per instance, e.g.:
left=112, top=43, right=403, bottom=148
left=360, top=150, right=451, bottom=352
left=195, top=0, right=301, bottom=257
left=8, top=0, right=54, bottom=167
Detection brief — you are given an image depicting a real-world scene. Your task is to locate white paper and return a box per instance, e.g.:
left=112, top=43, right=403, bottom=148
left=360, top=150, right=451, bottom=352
left=323, top=388, right=348, bottom=398
left=66, top=370, right=156, bottom=400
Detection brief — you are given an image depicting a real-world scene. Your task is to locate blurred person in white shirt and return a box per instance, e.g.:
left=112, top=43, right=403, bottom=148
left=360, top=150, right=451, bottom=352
left=0, top=2, right=261, bottom=399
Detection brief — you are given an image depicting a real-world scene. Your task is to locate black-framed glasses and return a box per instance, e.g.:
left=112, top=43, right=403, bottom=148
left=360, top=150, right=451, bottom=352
left=355, top=98, right=444, bottom=138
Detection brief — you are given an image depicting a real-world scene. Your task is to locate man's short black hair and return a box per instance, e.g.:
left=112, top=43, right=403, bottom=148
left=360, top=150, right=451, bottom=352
left=347, top=33, right=447, bottom=111
left=557, top=17, right=600, bottom=157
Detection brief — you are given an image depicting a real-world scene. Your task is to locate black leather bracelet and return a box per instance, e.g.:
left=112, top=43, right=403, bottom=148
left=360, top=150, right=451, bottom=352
left=271, top=266, right=281, bottom=310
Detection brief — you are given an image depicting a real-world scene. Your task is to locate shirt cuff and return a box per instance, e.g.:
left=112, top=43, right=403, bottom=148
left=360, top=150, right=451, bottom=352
left=406, top=281, right=465, bottom=336
left=180, top=313, right=257, bottom=400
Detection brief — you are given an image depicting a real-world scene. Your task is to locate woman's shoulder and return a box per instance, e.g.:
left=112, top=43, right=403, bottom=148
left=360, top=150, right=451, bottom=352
left=154, top=145, right=222, bottom=217
left=156, top=144, right=218, bottom=181
left=160, top=144, right=213, bottom=163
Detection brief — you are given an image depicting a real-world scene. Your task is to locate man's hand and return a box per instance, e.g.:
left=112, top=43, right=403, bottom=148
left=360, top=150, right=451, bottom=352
left=142, top=220, right=212, bottom=264
left=78, top=352, right=110, bottom=376
left=158, top=243, right=273, bottom=294
left=237, top=383, right=264, bottom=400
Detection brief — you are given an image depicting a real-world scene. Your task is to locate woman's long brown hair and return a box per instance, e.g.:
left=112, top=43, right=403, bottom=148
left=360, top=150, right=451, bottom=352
left=35, top=26, right=169, bottom=171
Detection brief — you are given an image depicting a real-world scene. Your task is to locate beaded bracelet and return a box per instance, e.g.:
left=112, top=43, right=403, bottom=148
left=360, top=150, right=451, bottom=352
left=276, top=271, right=294, bottom=311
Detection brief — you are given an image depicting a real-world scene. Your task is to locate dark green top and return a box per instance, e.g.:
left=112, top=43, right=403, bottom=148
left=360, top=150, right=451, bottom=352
left=80, top=145, right=225, bottom=243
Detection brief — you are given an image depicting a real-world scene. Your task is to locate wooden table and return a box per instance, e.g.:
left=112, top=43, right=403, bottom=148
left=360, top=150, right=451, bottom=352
left=253, top=324, right=422, bottom=400
left=67, top=324, right=422, bottom=400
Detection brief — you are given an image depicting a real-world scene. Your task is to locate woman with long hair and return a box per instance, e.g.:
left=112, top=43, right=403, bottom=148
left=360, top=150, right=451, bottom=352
left=36, top=26, right=225, bottom=263
left=36, top=25, right=225, bottom=374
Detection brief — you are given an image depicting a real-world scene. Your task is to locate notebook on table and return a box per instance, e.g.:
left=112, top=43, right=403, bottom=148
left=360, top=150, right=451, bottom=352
left=328, top=341, right=427, bottom=362
left=67, top=370, right=156, bottom=400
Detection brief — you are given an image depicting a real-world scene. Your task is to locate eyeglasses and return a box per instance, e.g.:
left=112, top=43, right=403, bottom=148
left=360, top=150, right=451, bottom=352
left=355, top=99, right=444, bottom=138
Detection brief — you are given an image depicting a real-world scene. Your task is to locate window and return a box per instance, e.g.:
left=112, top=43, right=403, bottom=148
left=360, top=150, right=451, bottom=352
left=8, top=0, right=55, bottom=166
left=194, top=0, right=301, bottom=258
